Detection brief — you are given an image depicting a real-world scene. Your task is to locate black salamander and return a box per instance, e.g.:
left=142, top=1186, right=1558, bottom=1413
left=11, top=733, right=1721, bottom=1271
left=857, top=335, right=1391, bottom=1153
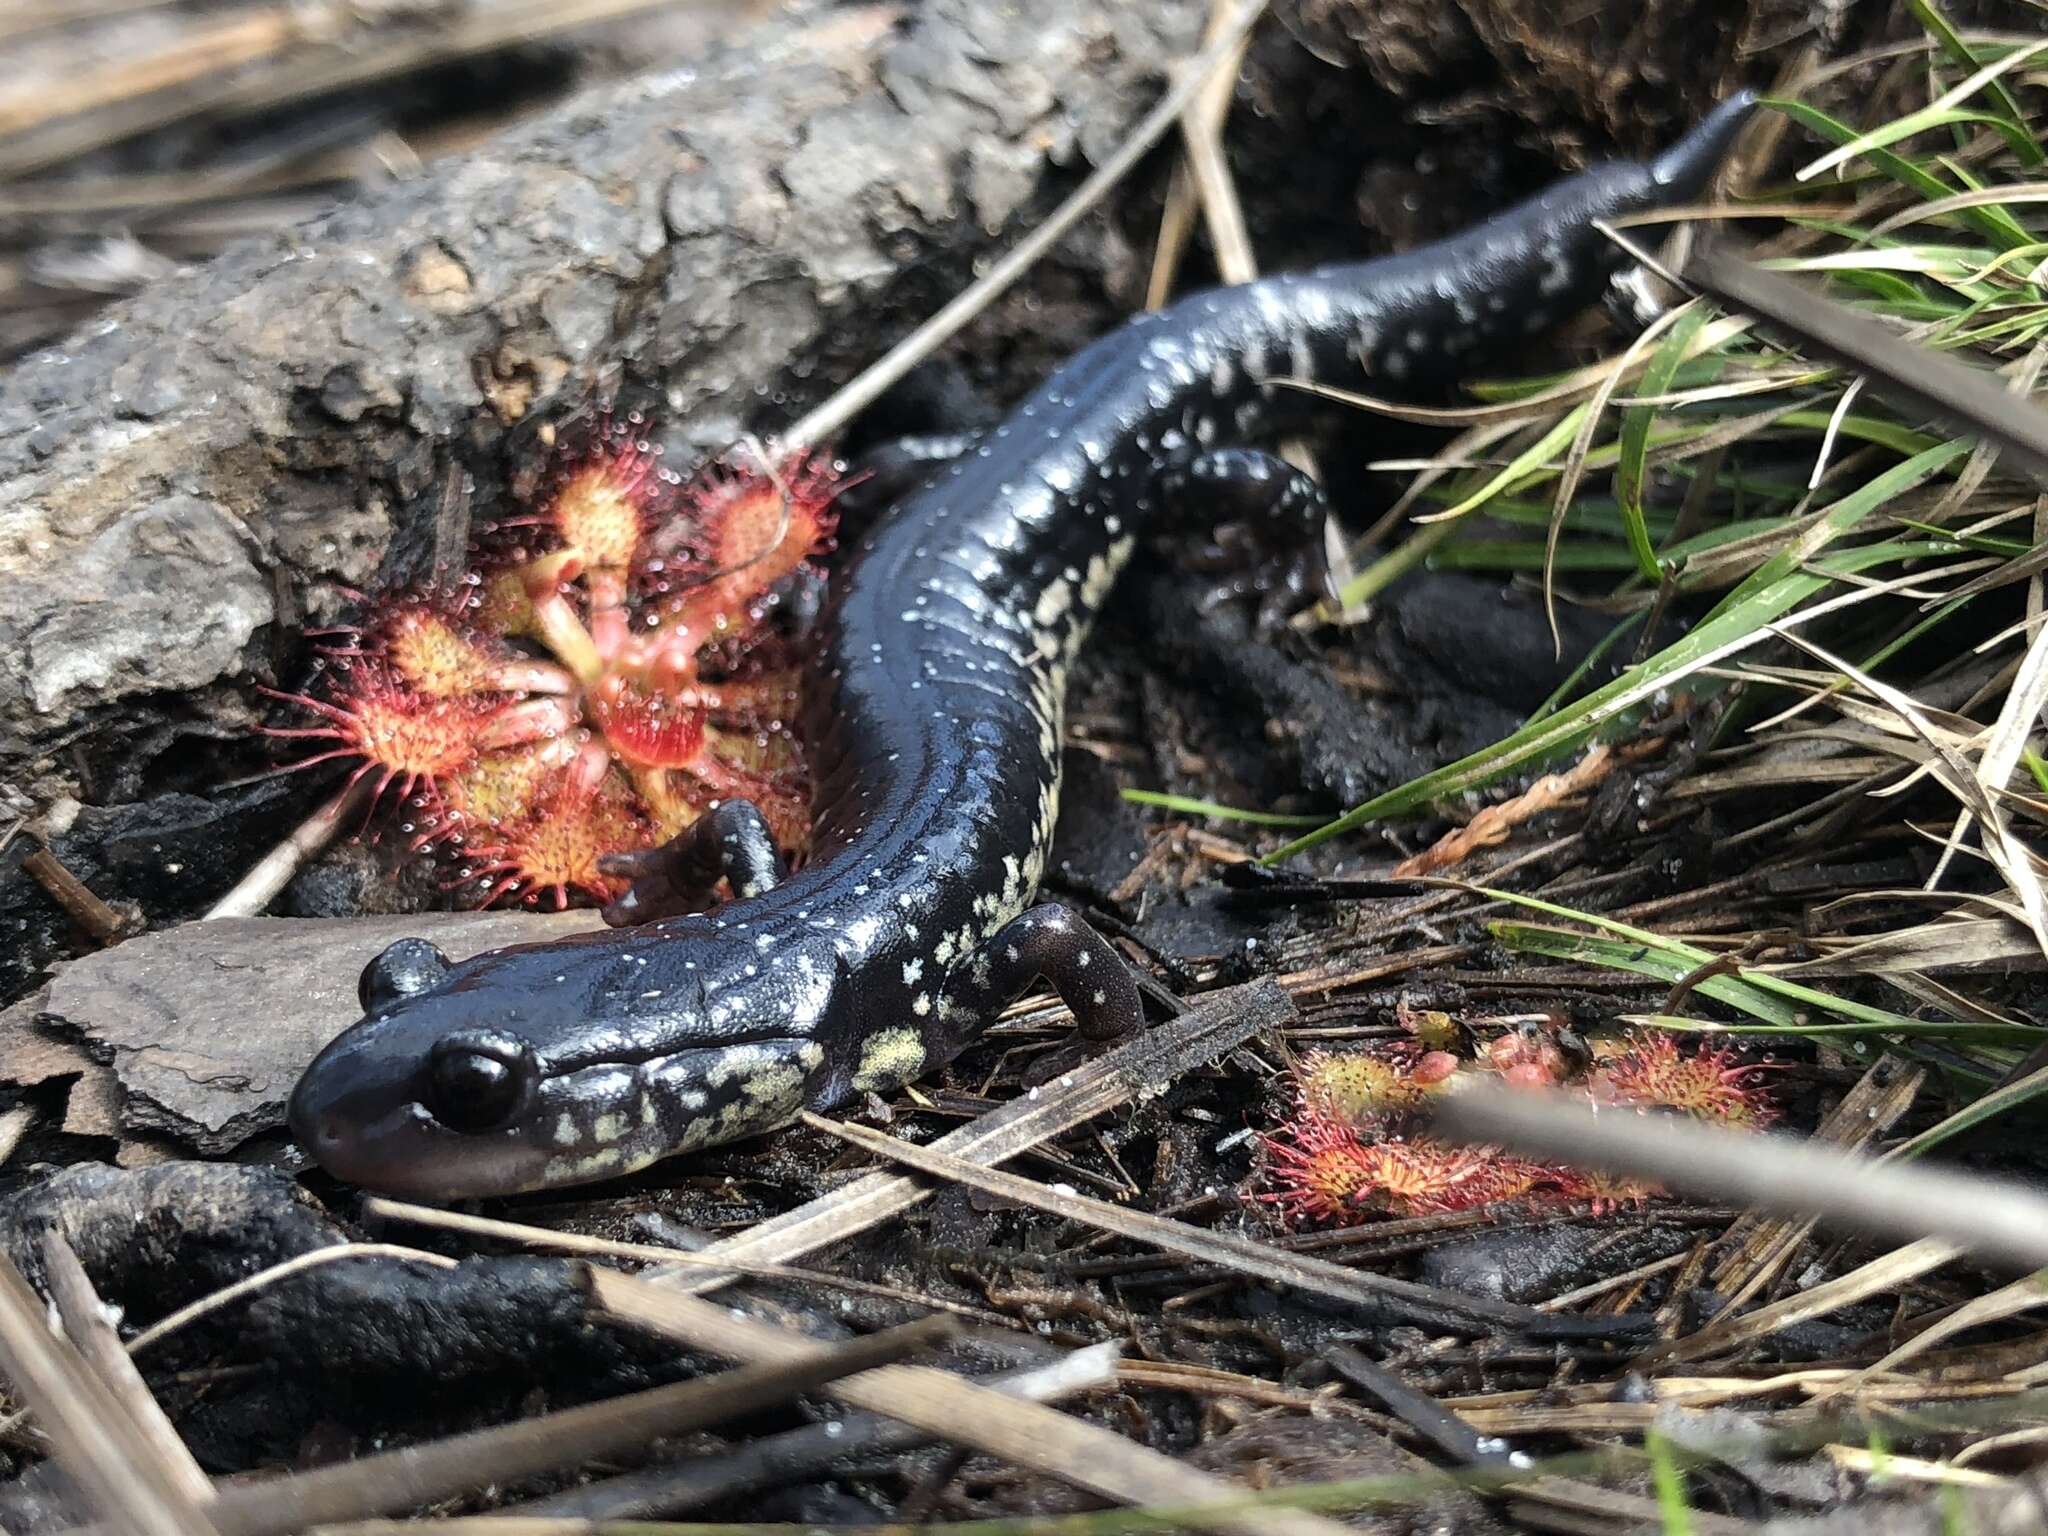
left=289, top=98, right=1753, bottom=1199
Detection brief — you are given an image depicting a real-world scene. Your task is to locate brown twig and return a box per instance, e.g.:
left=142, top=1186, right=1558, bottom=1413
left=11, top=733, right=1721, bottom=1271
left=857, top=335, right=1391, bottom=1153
left=801, top=1111, right=1642, bottom=1341
left=646, top=977, right=1297, bottom=1291
left=23, top=846, right=141, bottom=944
left=591, top=1269, right=1358, bottom=1536
left=0, top=1250, right=219, bottom=1536
left=1434, top=1081, right=2048, bottom=1273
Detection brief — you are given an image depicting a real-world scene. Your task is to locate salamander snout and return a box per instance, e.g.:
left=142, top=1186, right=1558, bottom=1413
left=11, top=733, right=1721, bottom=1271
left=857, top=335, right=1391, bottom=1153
left=288, top=991, right=560, bottom=1201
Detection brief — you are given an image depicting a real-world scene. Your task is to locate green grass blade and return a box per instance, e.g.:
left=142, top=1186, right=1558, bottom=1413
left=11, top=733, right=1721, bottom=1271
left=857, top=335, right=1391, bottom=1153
left=1615, top=304, right=1712, bottom=581
left=1119, top=790, right=1329, bottom=827
left=1800, top=106, right=2042, bottom=191
left=1472, top=885, right=2030, bottom=1036
left=1772, top=410, right=1945, bottom=458
left=1766, top=97, right=2036, bottom=248
left=1891, top=1062, right=2048, bottom=1156
left=1266, top=442, right=1971, bottom=861
left=2025, top=748, right=2048, bottom=795
left=1701, top=439, right=1969, bottom=622
left=1646, top=1430, right=1695, bottom=1536
left=1491, top=924, right=1804, bottom=1025
left=1625, top=1012, right=2039, bottom=1046
left=1428, top=541, right=1645, bottom=572
left=1524, top=610, right=1648, bottom=727
left=1416, top=405, right=1590, bottom=526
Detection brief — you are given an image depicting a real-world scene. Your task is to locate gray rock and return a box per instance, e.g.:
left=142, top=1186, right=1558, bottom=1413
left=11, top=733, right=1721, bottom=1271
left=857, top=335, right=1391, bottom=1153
left=35, top=910, right=598, bottom=1152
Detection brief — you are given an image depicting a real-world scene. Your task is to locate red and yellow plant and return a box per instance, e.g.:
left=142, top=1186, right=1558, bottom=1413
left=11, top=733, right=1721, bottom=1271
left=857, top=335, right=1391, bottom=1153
left=1256, top=1028, right=1776, bottom=1229
left=264, top=410, right=841, bottom=908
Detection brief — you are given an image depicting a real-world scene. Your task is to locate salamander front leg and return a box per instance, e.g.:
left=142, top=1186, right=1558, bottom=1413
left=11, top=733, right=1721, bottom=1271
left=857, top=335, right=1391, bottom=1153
left=596, top=799, right=786, bottom=926
left=1158, top=446, right=1336, bottom=631
left=943, top=903, right=1146, bottom=1085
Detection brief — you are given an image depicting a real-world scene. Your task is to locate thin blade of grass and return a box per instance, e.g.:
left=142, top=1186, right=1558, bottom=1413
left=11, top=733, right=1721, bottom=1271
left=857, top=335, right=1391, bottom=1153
left=1413, top=406, right=1590, bottom=526
left=1118, top=790, right=1326, bottom=827
left=1906, top=0, right=2044, bottom=164
left=1616, top=303, right=1714, bottom=581
left=1267, top=444, right=1970, bottom=861
left=1792, top=42, right=2048, bottom=182
left=1768, top=96, right=2035, bottom=248
left=1523, top=610, right=1649, bottom=727
left=1488, top=922, right=1802, bottom=1025
left=1469, top=883, right=2037, bottom=1038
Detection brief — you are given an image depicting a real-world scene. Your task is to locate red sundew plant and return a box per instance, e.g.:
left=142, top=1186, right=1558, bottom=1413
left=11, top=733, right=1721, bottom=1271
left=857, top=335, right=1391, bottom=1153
left=1258, top=1116, right=1549, bottom=1223
left=263, top=409, right=841, bottom=908
left=1255, top=1030, right=1776, bottom=1230
left=1547, top=1165, right=1659, bottom=1217
left=1295, top=1045, right=1442, bottom=1124
left=1589, top=1033, right=1779, bottom=1128
left=259, top=660, right=494, bottom=811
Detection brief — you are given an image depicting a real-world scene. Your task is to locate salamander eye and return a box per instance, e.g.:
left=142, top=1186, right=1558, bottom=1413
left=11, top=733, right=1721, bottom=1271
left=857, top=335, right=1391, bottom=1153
left=360, top=938, right=452, bottom=1013
left=423, top=1030, right=536, bottom=1134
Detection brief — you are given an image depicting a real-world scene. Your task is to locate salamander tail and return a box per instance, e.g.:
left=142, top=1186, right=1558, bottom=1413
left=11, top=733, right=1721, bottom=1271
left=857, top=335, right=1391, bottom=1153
left=1650, top=90, right=1758, bottom=196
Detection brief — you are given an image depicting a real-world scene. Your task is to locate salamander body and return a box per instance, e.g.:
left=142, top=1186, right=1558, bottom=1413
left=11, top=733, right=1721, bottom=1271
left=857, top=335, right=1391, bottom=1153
left=289, top=98, right=1752, bottom=1198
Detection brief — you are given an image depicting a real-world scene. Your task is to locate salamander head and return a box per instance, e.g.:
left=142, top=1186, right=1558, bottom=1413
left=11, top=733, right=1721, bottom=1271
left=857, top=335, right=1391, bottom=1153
left=289, top=922, right=836, bottom=1200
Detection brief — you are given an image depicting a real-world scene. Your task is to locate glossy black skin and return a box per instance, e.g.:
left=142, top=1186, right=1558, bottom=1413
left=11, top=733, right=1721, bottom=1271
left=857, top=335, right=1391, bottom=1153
left=289, top=98, right=1753, bottom=1199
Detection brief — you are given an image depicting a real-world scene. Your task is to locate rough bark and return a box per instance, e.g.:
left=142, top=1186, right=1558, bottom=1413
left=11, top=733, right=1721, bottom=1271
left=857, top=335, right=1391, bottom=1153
left=0, top=0, right=1204, bottom=787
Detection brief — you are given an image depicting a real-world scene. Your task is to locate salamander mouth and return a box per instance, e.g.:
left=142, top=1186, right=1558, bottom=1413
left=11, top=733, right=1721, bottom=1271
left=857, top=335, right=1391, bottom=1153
left=290, top=1033, right=827, bottom=1200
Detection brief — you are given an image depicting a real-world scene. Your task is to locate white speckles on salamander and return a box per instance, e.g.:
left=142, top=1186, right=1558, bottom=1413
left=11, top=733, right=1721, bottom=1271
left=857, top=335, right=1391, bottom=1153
left=285, top=98, right=1755, bottom=1200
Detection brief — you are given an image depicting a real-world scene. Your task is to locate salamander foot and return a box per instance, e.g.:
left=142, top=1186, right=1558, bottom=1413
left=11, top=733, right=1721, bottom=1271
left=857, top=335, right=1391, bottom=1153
left=944, top=903, right=1148, bottom=1087
left=1159, top=446, right=1337, bottom=633
left=597, top=799, right=787, bottom=925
